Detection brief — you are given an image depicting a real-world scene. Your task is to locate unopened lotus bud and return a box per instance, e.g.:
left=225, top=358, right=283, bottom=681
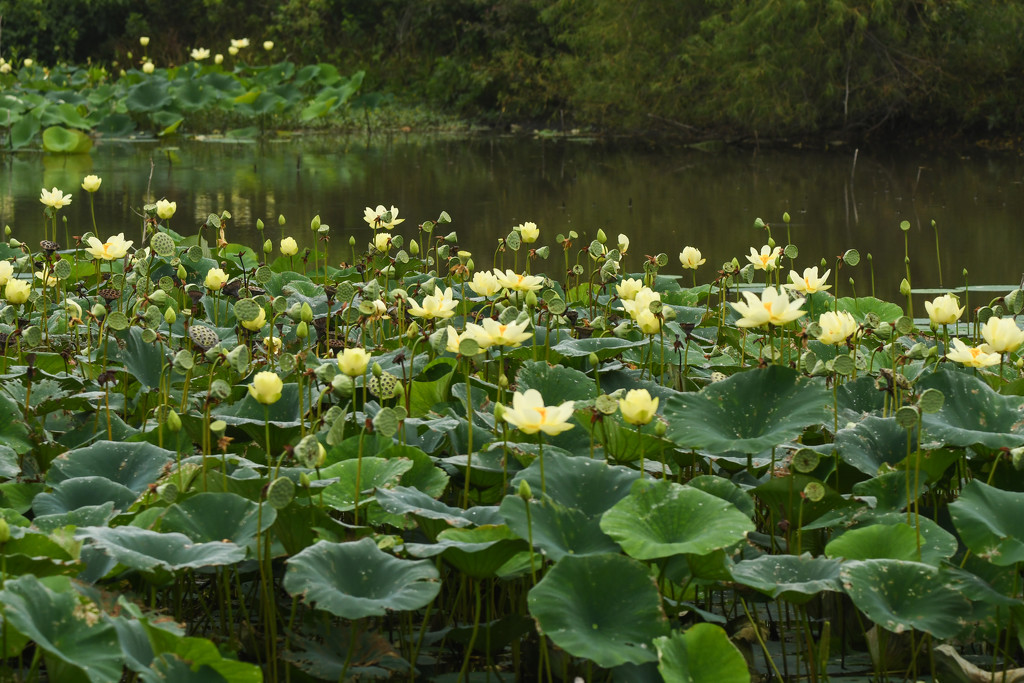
left=466, top=259, right=474, bottom=272
left=92, top=304, right=107, bottom=319
left=525, top=290, right=538, bottom=308
left=296, top=321, right=309, bottom=338
left=278, top=214, right=286, bottom=226
left=494, top=402, right=505, bottom=422
left=783, top=212, right=791, bottom=224
left=256, top=218, right=264, bottom=231
left=372, top=362, right=383, bottom=378
left=654, top=420, right=667, bottom=437
left=349, top=236, right=356, bottom=247
left=263, top=239, right=273, bottom=255
left=588, top=352, right=600, bottom=367
left=518, top=479, right=532, bottom=500
left=406, top=321, right=420, bottom=337
left=409, top=239, right=420, bottom=256
left=0, top=518, right=10, bottom=544
left=498, top=373, right=508, bottom=388
left=596, top=228, right=607, bottom=244
left=767, top=237, right=776, bottom=248
left=166, top=408, right=182, bottom=432
left=164, top=307, right=176, bottom=325
left=310, top=214, right=321, bottom=231
left=899, top=278, right=911, bottom=296
left=176, top=264, right=187, bottom=280
left=299, top=472, right=312, bottom=488
left=331, top=373, right=354, bottom=397
left=300, top=302, right=313, bottom=323
left=3, top=226, right=9, bottom=236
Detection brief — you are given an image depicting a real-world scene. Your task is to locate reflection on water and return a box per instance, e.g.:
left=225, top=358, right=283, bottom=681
left=2, top=135, right=1023, bottom=300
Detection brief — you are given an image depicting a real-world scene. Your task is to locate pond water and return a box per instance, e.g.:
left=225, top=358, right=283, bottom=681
left=2, top=135, right=1023, bottom=301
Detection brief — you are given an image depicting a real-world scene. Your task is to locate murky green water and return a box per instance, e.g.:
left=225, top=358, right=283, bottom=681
left=2, top=135, right=1023, bottom=299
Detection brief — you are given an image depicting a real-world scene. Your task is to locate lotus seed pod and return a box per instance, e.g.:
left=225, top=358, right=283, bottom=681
left=256, top=218, right=264, bottom=231
left=166, top=408, right=182, bottom=432
left=444, top=231, right=458, bottom=243
left=296, top=321, right=309, bottom=338
left=164, top=307, right=176, bottom=325
left=92, top=304, right=107, bottom=319
left=596, top=229, right=607, bottom=244
left=0, top=518, right=10, bottom=544
left=176, top=264, right=187, bottom=280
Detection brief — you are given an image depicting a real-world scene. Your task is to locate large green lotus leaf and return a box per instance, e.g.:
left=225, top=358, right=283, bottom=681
left=405, top=525, right=528, bottom=579
left=752, top=475, right=847, bottom=528
left=841, top=559, right=970, bottom=638
left=949, top=480, right=1024, bottom=566
left=284, top=537, right=440, bottom=619
left=0, top=575, right=123, bottom=683
left=825, top=522, right=926, bottom=563
left=0, top=392, right=31, bottom=453
left=160, top=492, right=275, bottom=545
left=600, top=479, right=754, bottom=560
left=78, top=526, right=246, bottom=572
left=918, top=370, right=1024, bottom=449
left=654, top=623, right=750, bottom=683
left=33, top=476, right=137, bottom=516
left=125, top=80, right=171, bottom=112
left=550, top=336, right=649, bottom=361
left=374, top=485, right=502, bottom=537
left=730, top=553, right=842, bottom=603
left=408, top=357, right=456, bottom=417
left=10, top=112, right=40, bottom=149
left=836, top=296, right=903, bottom=323
left=212, top=383, right=301, bottom=426
left=515, top=360, right=598, bottom=403
left=834, top=416, right=915, bottom=475
left=41, top=126, right=92, bottom=153
left=510, top=451, right=639, bottom=518
left=836, top=375, right=886, bottom=424
left=528, top=553, right=669, bottom=668
left=118, top=326, right=164, bottom=388
left=686, top=475, right=755, bottom=518
left=379, top=444, right=449, bottom=498
left=500, top=495, right=620, bottom=561
left=850, top=471, right=923, bottom=512
left=33, top=502, right=117, bottom=533
left=318, top=457, right=413, bottom=512
left=141, top=620, right=262, bottom=682
left=47, top=440, right=173, bottom=493
left=664, top=366, right=830, bottom=454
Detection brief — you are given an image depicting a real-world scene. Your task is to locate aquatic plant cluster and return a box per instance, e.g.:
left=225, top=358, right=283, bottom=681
left=0, top=180, right=1023, bottom=683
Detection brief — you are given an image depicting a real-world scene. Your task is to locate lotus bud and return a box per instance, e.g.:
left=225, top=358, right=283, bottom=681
left=296, top=321, right=309, bottom=338
left=409, top=239, right=420, bottom=256
left=256, top=218, right=264, bottom=232
left=331, top=373, right=354, bottom=397
left=164, top=307, right=176, bottom=325
left=166, top=408, right=182, bottom=432
left=899, top=278, right=911, bottom=296
left=596, top=228, right=607, bottom=244
left=767, top=237, right=776, bottom=248
left=525, top=290, right=538, bottom=308
left=349, top=236, right=356, bottom=247
left=0, top=518, right=10, bottom=544
left=372, top=362, right=383, bottom=378
left=263, top=239, right=273, bottom=255
left=300, top=302, right=313, bottom=323
left=92, top=303, right=107, bottom=319
left=730, top=257, right=740, bottom=269
left=176, top=264, right=187, bottom=280
left=613, top=321, right=631, bottom=338
left=493, top=402, right=505, bottom=422
left=498, top=373, right=508, bottom=389
left=300, top=472, right=312, bottom=488
left=277, top=214, right=285, bottom=226
left=406, top=321, right=420, bottom=337
left=3, top=226, right=9, bottom=236
left=310, top=214, right=321, bottom=231
left=654, top=420, right=667, bottom=437
left=518, top=479, right=532, bottom=501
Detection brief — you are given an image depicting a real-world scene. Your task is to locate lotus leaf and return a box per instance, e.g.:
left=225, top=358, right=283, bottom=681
left=949, top=480, right=1024, bottom=566
left=654, top=623, right=750, bottom=683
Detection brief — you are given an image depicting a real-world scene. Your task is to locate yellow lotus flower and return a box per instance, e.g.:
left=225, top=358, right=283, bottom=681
left=139, top=36, right=150, bottom=47
left=446, top=326, right=465, bottom=354
left=34, top=270, right=58, bottom=288
left=142, top=61, right=155, bottom=74
left=5, top=279, right=30, bottom=305
left=85, top=233, right=134, bottom=260
left=408, top=287, right=458, bottom=320
left=946, top=338, right=1001, bottom=368
left=924, top=293, right=964, bottom=326
left=816, top=311, right=858, bottom=345
left=263, top=41, right=274, bottom=51
left=619, top=389, right=659, bottom=425
left=730, top=287, right=805, bottom=328
left=241, top=307, right=267, bottom=332
left=248, top=371, right=282, bottom=404
left=214, top=54, right=224, bottom=64
left=464, top=317, right=533, bottom=349
left=621, top=287, right=661, bottom=320
left=156, top=199, right=176, bottom=220
left=617, top=233, right=630, bottom=256
left=263, top=336, right=282, bottom=355
left=337, top=347, right=371, bottom=377
left=81, top=175, right=102, bottom=193
left=981, top=317, right=1024, bottom=354
left=363, top=204, right=405, bottom=230
left=0, top=261, right=13, bottom=286
left=280, top=237, right=298, bottom=256
left=229, top=46, right=239, bottom=56
left=516, top=222, right=539, bottom=244
left=23, top=59, right=33, bottom=68
left=636, top=309, right=662, bottom=335
left=786, top=267, right=832, bottom=294
left=373, top=232, right=392, bottom=253
left=501, top=389, right=575, bottom=436
left=616, top=278, right=644, bottom=301
left=468, top=270, right=501, bottom=297
left=494, top=269, right=544, bottom=293
left=231, top=38, right=250, bottom=49
left=40, top=187, right=72, bottom=209
left=746, top=245, right=782, bottom=271
left=679, top=246, right=706, bottom=269
left=204, top=268, right=228, bottom=291
left=191, top=48, right=210, bottom=61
